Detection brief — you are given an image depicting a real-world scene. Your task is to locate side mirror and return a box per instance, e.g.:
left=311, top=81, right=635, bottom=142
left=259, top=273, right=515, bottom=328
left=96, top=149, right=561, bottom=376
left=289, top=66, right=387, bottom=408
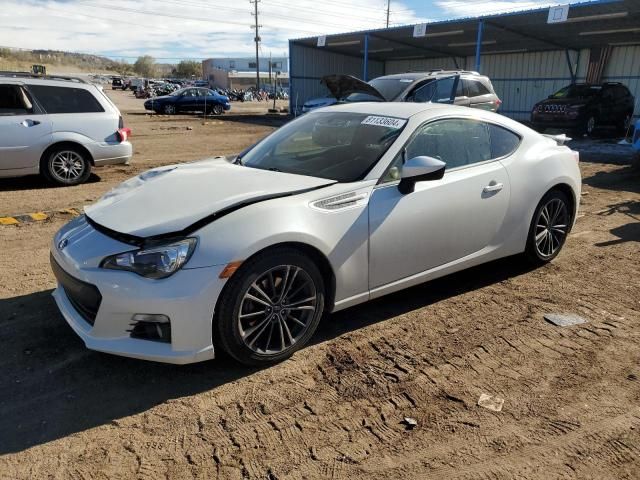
left=398, top=156, right=446, bottom=194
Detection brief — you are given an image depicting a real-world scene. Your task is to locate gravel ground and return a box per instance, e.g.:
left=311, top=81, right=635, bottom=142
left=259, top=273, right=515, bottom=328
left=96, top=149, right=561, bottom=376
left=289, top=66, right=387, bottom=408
left=0, top=90, right=639, bottom=479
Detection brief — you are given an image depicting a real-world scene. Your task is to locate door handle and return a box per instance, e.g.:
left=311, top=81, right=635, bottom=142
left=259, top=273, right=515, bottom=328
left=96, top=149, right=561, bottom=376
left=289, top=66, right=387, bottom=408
left=21, top=119, right=41, bottom=127
left=483, top=182, right=504, bottom=193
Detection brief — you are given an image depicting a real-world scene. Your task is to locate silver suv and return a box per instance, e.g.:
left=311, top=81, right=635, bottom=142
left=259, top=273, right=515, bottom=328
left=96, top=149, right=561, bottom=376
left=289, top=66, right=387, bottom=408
left=302, top=70, right=501, bottom=113
left=0, top=72, right=132, bottom=186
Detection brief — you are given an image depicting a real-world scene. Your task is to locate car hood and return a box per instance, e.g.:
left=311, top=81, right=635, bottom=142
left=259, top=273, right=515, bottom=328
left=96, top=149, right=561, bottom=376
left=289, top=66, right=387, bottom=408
left=539, top=98, right=589, bottom=106
left=84, top=158, right=336, bottom=238
left=321, top=75, right=386, bottom=102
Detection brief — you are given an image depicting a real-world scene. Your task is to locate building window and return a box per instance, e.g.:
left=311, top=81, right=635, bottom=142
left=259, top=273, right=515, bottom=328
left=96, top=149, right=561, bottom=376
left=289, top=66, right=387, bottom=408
left=248, top=62, right=257, bottom=69
left=271, top=61, right=282, bottom=69
left=229, top=61, right=236, bottom=69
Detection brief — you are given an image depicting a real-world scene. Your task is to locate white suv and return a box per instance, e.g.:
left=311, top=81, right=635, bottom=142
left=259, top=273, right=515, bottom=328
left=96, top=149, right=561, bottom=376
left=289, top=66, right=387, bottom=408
left=0, top=72, right=132, bottom=186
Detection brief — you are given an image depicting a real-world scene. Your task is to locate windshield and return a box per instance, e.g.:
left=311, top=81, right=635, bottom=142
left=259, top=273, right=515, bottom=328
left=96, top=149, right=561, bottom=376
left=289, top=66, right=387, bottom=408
left=551, top=85, right=601, bottom=99
left=367, top=77, right=416, bottom=100
left=241, top=112, right=406, bottom=182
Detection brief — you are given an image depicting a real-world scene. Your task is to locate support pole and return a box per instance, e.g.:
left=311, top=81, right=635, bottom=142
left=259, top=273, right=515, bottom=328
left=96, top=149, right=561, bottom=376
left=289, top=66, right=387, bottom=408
left=251, top=0, right=261, bottom=90
left=565, top=49, right=576, bottom=83
left=475, top=20, right=484, bottom=73
left=363, top=33, right=369, bottom=81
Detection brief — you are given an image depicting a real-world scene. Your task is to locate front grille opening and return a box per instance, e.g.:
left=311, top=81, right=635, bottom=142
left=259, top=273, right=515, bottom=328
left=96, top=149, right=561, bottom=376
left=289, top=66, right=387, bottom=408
left=128, top=321, right=172, bottom=343
left=51, top=254, right=101, bottom=326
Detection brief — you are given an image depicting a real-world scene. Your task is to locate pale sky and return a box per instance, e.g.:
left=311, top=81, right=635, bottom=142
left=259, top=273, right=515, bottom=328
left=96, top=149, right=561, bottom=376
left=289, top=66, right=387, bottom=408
left=0, top=0, right=576, bottom=60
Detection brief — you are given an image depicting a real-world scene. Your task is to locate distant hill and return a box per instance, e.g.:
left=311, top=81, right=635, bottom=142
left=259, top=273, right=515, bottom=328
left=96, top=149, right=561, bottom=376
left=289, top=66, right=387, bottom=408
left=0, top=47, right=129, bottom=74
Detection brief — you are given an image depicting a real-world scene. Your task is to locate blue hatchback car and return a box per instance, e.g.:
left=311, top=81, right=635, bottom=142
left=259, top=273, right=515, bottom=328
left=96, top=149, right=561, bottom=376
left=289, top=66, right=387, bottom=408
left=144, top=87, right=231, bottom=115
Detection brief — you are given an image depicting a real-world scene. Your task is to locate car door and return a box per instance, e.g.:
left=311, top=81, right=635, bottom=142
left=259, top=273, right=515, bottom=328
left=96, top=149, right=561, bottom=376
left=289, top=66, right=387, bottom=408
left=368, top=118, right=512, bottom=289
left=599, top=86, right=616, bottom=124
left=177, top=88, right=197, bottom=112
left=0, top=83, right=52, bottom=171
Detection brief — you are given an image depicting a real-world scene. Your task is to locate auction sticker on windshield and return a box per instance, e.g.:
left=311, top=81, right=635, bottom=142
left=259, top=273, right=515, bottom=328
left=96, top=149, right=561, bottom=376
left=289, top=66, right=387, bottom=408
left=361, top=116, right=406, bottom=129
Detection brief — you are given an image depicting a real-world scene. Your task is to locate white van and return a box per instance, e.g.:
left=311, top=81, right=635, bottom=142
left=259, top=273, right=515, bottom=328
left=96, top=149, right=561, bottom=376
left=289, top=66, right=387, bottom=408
left=0, top=72, right=132, bottom=186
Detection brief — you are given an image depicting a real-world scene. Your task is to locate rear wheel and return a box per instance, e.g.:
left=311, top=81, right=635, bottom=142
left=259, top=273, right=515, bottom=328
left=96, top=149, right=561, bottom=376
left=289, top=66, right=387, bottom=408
left=43, top=146, right=91, bottom=186
left=215, top=248, right=325, bottom=366
left=524, top=190, right=571, bottom=265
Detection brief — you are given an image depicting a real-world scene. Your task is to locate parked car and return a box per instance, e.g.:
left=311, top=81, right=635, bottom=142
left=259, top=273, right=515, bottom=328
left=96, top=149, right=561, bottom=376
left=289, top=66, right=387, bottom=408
left=0, top=72, right=132, bottom=186
left=531, top=82, right=635, bottom=136
left=50, top=102, right=580, bottom=365
left=144, top=87, right=231, bottom=115
left=302, top=70, right=501, bottom=113
left=111, top=77, right=123, bottom=90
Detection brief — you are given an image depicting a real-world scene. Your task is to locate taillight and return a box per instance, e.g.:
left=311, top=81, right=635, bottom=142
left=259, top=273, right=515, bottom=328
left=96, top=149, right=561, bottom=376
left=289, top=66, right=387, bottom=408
left=572, top=150, right=579, bottom=163
left=117, top=128, right=131, bottom=142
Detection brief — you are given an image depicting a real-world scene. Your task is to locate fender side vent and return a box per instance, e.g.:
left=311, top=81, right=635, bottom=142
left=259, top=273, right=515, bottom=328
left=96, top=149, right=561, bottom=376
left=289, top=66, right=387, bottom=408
left=312, top=192, right=368, bottom=211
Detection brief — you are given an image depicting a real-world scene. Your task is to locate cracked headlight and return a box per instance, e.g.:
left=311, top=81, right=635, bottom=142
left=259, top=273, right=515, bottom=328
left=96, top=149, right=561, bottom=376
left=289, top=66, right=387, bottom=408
left=101, top=238, right=196, bottom=279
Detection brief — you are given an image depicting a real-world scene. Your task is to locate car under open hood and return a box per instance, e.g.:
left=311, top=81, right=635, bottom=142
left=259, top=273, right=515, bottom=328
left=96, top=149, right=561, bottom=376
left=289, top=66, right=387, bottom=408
left=84, top=158, right=335, bottom=239
left=321, top=75, right=386, bottom=102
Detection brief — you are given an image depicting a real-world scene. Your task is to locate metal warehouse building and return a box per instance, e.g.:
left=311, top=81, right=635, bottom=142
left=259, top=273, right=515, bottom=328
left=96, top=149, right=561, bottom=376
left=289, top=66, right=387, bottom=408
left=288, top=0, right=640, bottom=121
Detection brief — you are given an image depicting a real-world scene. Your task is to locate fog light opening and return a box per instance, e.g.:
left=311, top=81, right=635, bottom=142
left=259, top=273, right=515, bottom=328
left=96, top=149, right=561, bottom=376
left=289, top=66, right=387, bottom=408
left=128, top=314, right=171, bottom=343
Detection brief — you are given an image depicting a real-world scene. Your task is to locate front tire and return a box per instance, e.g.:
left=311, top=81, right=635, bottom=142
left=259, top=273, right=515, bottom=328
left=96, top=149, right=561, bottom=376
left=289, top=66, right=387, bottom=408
left=163, top=104, right=176, bottom=115
left=43, top=146, right=91, bottom=186
left=215, top=248, right=325, bottom=366
left=212, top=103, right=224, bottom=115
left=524, top=190, right=571, bottom=265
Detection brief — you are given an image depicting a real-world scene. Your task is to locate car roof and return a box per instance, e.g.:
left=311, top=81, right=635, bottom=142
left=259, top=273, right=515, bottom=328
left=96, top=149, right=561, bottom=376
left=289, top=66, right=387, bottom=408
left=313, top=101, right=462, bottom=119
left=312, top=102, right=528, bottom=132
left=375, top=71, right=486, bottom=81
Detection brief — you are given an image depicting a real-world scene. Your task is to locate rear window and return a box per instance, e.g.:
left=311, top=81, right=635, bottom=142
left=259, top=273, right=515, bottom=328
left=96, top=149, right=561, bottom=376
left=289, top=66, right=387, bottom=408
left=28, top=85, right=105, bottom=114
left=465, top=79, right=491, bottom=97
left=489, top=124, right=520, bottom=158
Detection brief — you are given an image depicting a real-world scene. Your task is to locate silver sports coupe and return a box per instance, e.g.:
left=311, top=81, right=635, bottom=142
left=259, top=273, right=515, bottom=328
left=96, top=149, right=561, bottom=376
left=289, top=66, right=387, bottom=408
left=50, top=102, right=581, bottom=365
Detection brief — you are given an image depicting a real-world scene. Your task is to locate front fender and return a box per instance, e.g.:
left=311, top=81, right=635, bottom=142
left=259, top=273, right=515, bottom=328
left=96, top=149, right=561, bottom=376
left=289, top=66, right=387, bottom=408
left=187, top=190, right=371, bottom=306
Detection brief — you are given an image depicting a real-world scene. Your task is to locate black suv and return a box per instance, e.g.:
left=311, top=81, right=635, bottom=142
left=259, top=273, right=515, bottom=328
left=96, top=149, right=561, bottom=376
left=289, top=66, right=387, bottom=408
left=531, top=82, right=635, bottom=136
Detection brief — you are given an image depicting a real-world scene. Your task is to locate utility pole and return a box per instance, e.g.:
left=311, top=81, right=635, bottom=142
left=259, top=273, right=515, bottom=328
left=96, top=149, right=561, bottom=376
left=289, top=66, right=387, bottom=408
left=250, top=0, right=261, bottom=90
left=386, top=0, right=390, bottom=28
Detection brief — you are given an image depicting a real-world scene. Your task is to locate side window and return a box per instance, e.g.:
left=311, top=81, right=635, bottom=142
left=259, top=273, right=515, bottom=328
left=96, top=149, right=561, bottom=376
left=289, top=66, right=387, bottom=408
left=433, top=77, right=456, bottom=103
left=28, top=86, right=104, bottom=114
left=489, top=124, right=520, bottom=158
left=411, top=77, right=456, bottom=103
left=0, top=84, right=34, bottom=116
left=465, top=80, right=491, bottom=97
left=411, top=81, right=436, bottom=103
left=382, top=118, right=492, bottom=182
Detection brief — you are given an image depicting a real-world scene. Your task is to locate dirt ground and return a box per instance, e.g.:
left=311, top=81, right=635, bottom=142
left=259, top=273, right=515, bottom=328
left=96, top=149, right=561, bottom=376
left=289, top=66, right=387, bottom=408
left=1, top=90, right=639, bottom=479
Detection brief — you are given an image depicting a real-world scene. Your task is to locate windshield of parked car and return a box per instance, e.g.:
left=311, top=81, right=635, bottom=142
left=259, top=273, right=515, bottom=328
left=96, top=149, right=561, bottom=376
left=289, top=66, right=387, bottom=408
left=369, top=77, right=416, bottom=100
left=170, top=88, right=186, bottom=96
left=240, top=112, right=406, bottom=182
left=551, top=85, right=602, bottom=99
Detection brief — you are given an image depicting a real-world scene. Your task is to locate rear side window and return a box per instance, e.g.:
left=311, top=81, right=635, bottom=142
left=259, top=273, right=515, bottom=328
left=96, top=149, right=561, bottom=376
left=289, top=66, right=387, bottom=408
left=0, top=84, right=35, bottom=115
left=28, top=85, right=104, bottom=114
left=488, top=124, right=520, bottom=158
left=464, top=80, right=491, bottom=97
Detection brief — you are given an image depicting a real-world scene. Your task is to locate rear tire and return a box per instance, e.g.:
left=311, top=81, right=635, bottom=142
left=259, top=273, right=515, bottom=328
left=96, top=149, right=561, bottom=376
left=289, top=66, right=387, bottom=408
left=42, top=146, right=92, bottom=186
left=215, top=248, right=325, bottom=366
left=524, top=190, right=571, bottom=265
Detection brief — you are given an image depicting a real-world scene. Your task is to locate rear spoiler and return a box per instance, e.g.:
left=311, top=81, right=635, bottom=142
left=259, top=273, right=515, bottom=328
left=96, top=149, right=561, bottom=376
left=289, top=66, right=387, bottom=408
left=542, top=133, right=571, bottom=146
